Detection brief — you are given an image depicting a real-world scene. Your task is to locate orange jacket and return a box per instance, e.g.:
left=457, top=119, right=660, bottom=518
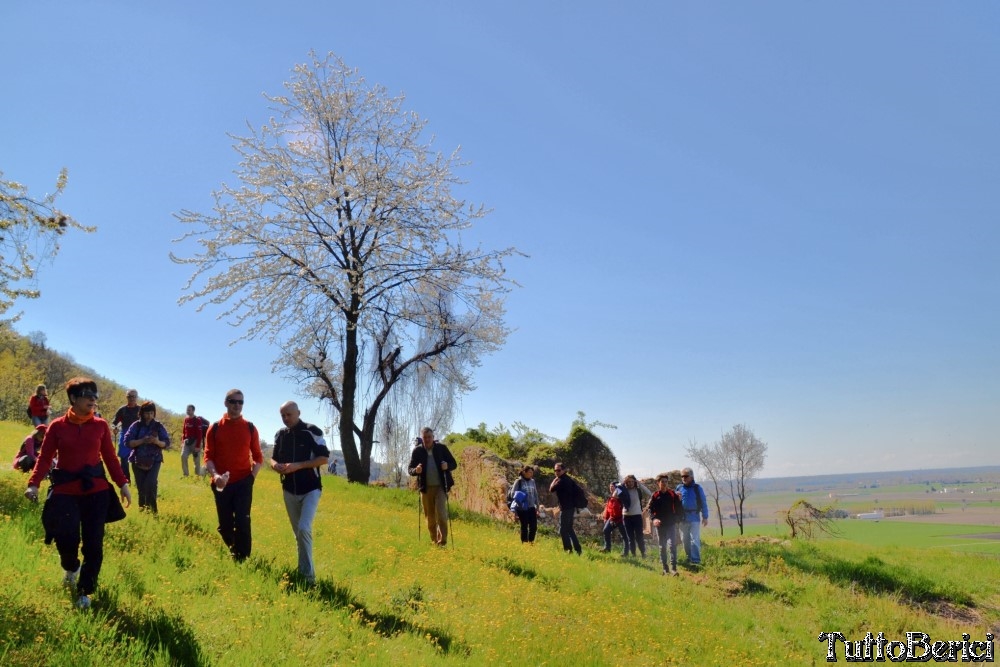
left=204, top=414, right=262, bottom=484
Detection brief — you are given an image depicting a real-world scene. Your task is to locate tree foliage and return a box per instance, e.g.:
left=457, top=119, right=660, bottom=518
left=376, top=357, right=457, bottom=486
left=172, top=52, right=520, bottom=483
left=783, top=499, right=842, bottom=539
left=0, top=324, right=185, bottom=440
left=0, top=168, right=92, bottom=317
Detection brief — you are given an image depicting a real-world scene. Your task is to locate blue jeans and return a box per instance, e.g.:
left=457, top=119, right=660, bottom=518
left=283, top=489, right=321, bottom=582
left=679, top=518, right=702, bottom=564
left=559, top=508, right=581, bottom=553
left=656, top=522, right=679, bottom=572
left=623, top=514, right=645, bottom=557
left=603, top=520, right=627, bottom=554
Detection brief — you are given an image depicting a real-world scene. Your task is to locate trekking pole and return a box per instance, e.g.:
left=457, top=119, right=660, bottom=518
left=417, top=493, right=422, bottom=542
left=447, top=493, right=454, bottom=549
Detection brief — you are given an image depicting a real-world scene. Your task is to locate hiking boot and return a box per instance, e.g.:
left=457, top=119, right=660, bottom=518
left=76, top=595, right=91, bottom=610
left=63, top=568, right=80, bottom=587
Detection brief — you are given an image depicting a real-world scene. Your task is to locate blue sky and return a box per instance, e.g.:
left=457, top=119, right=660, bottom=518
left=3, top=2, right=998, bottom=479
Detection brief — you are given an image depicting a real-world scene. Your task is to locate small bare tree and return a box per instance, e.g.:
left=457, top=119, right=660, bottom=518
left=720, top=423, right=767, bottom=535
left=684, top=438, right=729, bottom=535
left=783, top=500, right=841, bottom=539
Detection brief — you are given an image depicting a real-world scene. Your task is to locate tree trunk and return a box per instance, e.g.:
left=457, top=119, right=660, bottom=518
left=340, top=308, right=370, bottom=483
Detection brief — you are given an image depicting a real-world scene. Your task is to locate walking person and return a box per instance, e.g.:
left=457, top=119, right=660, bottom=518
left=408, top=427, right=457, bottom=547
left=648, top=474, right=683, bottom=576
left=549, top=462, right=582, bottom=555
left=677, top=467, right=709, bottom=567
left=28, top=384, right=50, bottom=426
left=601, top=482, right=628, bottom=555
left=621, top=474, right=651, bottom=558
left=204, top=389, right=262, bottom=562
left=111, top=389, right=141, bottom=483
left=508, top=466, right=540, bottom=545
left=181, top=404, right=208, bottom=477
left=123, top=401, right=169, bottom=513
left=24, top=377, right=132, bottom=609
left=270, top=401, right=329, bottom=584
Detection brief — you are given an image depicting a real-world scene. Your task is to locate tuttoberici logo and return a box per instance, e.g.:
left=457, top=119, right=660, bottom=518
left=818, top=631, right=994, bottom=662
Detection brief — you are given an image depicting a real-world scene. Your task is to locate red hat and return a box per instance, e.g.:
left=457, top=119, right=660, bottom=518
left=34, top=423, right=47, bottom=434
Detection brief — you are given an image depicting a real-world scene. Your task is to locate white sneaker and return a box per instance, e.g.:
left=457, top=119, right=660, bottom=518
left=63, top=568, right=80, bottom=587
left=76, top=595, right=91, bottom=609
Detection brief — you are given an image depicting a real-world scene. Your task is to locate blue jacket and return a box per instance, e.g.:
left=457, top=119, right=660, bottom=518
left=676, top=481, right=709, bottom=521
left=123, top=419, right=170, bottom=464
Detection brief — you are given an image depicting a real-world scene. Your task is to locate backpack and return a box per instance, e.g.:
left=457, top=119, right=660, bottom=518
left=573, top=481, right=589, bottom=510
left=614, top=483, right=631, bottom=510
left=210, top=420, right=256, bottom=439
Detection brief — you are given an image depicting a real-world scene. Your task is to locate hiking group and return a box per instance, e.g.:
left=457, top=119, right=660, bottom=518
left=18, top=380, right=324, bottom=608
left=17, top=378, right=707, bottom=611
left=510, top=463, right=710, bottom=575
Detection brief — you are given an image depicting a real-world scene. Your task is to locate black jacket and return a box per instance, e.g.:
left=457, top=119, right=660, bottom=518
left=271, top=421, right=329, bottom=494
left=647, top=489, right=683, bottom=525
left=550, top=473, right=582, bottom=511
left=408, top=442, right=457, bottom=493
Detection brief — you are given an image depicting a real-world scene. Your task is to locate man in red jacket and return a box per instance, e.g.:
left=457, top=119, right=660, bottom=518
left=648, top=473, right=684, bottom=576
left=204, top=389, right=262, bottom=562
left=181, top=404, right=208, bottom=477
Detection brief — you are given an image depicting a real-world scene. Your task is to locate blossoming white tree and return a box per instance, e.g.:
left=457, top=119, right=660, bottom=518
left=0, top=168, right=89, bottom=317
left=173, top=52, right=520, bottom=482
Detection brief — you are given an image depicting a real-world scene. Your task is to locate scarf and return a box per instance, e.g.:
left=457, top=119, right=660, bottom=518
left=66, top=407, right=95, bottom=425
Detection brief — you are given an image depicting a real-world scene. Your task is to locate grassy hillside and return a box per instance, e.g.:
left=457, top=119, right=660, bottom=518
left=1, top=421, right=998, bottom=666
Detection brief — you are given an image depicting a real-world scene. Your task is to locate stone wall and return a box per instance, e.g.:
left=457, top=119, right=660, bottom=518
left=450, top=430, right=634, bottom=538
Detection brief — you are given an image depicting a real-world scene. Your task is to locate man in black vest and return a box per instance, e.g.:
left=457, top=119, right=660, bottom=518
left=270, top=401, right=329, bottom=584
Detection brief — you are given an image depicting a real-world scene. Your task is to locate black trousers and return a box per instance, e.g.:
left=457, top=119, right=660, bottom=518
left=54, top=491, right=110, bottom=596
left=516, top=508, right=537, bottom=543
left=213, top=475, right=254, bottom=561
left=623, top=514, right=646, bottom=556
left=132, top=460, right=161, bottom=513
left=558, top=508, right=581, bottom=553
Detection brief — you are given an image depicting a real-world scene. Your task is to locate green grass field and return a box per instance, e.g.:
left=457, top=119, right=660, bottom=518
left=743, top=518, right=1000, bottom=553
left=2, top=420, right=999, bottom=666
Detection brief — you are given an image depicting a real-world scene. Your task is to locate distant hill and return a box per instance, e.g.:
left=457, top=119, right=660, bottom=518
left=753, top=465, right=1000, bottom=494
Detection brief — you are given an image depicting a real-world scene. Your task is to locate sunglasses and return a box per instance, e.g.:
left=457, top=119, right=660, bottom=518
left=76, top=390, right=100, bottom=400
left=681, top=474, right=691, bottom=478
left=227, top=399, right=244, bottom=405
